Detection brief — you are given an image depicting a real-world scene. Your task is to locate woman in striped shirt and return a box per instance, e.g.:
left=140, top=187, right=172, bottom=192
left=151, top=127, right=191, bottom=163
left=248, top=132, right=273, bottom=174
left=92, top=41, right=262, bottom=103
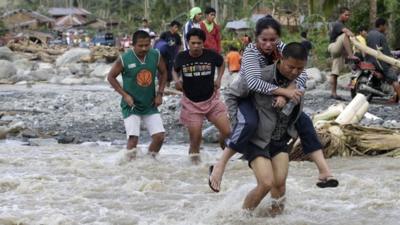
left=209, top=16, right=338, bottom=194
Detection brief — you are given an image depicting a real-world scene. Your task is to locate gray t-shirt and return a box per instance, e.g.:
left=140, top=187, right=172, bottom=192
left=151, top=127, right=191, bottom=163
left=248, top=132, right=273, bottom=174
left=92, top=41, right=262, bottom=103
left=329, top=20, right=345, bottom=43
left=366, top=29, right=392, bottom=72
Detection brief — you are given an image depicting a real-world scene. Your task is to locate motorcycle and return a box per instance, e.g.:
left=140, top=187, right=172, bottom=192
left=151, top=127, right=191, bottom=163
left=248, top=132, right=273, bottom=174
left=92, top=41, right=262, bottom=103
left=349, top=52, right=400, bottom=101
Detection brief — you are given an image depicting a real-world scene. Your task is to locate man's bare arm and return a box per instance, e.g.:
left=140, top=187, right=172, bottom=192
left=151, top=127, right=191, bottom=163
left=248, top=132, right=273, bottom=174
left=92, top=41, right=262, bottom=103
left=157, top=56, right=168, bottom=94
left=107, top=58, right=134, bottom=106
left=107, top=58, right=127, bottom=97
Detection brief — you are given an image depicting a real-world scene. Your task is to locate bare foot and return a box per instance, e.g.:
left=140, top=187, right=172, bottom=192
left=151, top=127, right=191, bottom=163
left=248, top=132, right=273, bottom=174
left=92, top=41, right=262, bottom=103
left=387, top=95, right=399, bottom=104
left=124, top=148, right=137, bottom=161
left=147, top=151, right=158, bottom=159
left=268, top=196, right=286, bottom=217
left=269, top=203, right=285, bottom=217
left=209, top=163, right=225, bottom=192
left=189, top=153, right=201, bottom=165
left=318, top=173, right=333, bottom=181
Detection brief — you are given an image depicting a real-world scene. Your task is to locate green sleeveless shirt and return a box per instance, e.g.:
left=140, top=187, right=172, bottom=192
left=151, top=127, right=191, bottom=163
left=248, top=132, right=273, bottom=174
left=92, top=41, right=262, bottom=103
left=120, top=48, right=160, bottom=118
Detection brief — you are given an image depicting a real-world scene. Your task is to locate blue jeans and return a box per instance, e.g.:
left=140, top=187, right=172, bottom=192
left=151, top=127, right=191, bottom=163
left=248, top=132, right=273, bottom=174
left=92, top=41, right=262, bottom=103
left=295, top=111, right=323, bottom=154
left=226, top=98, right=322, bottom=154
left=226, top=98, right=258, bottom=154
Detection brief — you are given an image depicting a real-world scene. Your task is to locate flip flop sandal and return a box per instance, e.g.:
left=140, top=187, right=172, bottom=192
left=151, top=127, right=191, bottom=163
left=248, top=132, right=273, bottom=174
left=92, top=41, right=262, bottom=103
left=330, top=95, right=345, bottom=101
left=316, top=177, right=339, bottom=188
left=208, top=165, right=220, bottom=193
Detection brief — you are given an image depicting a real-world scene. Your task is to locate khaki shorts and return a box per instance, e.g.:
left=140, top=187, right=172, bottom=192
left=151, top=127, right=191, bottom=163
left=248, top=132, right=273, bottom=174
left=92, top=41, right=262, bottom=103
left=331, top=56, right=345, bottom=75
left=123, top=113, right=165, bottom=138
left=328, top=33, right=346, bottom=58
left=328, top=33, right=347, bottom=75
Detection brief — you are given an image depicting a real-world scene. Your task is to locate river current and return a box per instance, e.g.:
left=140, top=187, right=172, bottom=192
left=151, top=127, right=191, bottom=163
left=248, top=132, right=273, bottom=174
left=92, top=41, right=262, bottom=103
left=0, top=141, right=399, bottom=225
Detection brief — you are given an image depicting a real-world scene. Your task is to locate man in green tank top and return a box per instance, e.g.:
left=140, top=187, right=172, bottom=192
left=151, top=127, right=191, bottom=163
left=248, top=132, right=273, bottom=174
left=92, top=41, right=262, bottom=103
left=107, top=30, right=168, bottom=160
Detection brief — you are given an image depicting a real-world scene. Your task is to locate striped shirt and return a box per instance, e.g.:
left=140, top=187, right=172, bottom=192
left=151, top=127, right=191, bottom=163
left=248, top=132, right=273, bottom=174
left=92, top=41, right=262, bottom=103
left=239, top=41, right=307, bottom=95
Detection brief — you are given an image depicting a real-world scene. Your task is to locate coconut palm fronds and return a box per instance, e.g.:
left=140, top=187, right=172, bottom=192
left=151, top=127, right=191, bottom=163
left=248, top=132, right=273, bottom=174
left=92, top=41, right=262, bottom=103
left=289, top=123, right=400, bottom=161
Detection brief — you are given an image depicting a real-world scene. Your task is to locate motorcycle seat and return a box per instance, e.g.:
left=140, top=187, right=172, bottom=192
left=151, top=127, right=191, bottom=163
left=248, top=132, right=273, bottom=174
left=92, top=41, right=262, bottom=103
left=359, top=62, right=375, bottom=70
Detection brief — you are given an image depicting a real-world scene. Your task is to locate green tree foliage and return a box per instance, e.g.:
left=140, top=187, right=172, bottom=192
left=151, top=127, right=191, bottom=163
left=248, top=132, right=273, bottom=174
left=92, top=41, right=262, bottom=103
left=346, top=1, right=369, bottom=32
left=4, top=0, right=400, bottom=67
left=385, top=0, right=400, bottom=49
left=0, top=20, right=7, bottom=36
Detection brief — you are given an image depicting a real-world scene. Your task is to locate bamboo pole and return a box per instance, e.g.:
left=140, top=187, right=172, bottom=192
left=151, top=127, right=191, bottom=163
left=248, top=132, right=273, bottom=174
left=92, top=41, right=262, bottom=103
left=335, top=93, right=368, bottom=124
left=350, top=101, right=369, bottom=124
left=350, top=36, right=400, bottom=68
left=312, top=103, right=345, bottom=123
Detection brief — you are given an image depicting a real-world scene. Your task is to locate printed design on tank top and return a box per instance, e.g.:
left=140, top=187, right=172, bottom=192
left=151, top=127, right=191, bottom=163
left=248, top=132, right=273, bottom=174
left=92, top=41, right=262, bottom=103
left=136, top=69, right=153, bottom=87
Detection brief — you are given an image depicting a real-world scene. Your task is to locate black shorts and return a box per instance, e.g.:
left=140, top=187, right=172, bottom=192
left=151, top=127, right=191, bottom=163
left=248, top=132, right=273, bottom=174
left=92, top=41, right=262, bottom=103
left=244, top=136, right=292, bottom=168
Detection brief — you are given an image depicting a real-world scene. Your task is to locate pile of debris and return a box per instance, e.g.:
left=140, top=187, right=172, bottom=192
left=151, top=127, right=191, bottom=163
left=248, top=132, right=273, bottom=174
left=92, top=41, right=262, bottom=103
left=80, top=45, right=120, bottom=63
left=7, top=40, right=67, bottom=62
left=290, top=93, right=400, bottom=160
left=7, top=40, right=120, bottom=63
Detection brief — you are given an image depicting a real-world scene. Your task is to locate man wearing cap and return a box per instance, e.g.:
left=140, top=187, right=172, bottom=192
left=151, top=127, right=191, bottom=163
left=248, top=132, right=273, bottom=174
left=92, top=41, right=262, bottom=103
left=183, top=7, right=202, bottom=51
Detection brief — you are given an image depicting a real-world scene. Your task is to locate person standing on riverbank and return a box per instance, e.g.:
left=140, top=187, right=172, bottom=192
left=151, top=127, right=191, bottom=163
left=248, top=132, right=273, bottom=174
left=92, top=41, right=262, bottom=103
left=328, top=7, right=358, bottom=100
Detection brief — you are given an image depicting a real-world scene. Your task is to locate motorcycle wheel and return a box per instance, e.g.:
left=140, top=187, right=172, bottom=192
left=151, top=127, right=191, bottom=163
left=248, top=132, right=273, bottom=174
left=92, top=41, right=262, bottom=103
left=352, top=75, right=372, bottom=101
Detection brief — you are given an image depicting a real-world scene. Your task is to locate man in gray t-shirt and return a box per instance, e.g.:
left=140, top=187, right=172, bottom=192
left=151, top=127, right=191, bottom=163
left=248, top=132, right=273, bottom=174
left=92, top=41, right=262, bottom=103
left=327, top=7, right=358, bottom=100
left=366, top=18, right=400, bottom=103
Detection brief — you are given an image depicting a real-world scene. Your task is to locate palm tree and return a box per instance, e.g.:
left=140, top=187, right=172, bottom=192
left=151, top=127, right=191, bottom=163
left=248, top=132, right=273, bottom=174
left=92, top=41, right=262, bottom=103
left=369, top=0, right=377, bottom=29
left=243, top=0, right=248, bottom=9
left=308, top=0, right=315, bottom=15
left=321, top=0, right=340, bottom=18
left=307, top=0, right=343, bottom=18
